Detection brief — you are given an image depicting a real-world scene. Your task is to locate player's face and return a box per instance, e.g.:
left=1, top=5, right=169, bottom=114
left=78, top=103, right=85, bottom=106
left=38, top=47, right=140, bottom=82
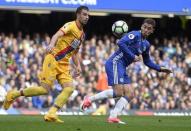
left=78, top=9, right=89, bottom=25
left=141, top=23, right=154, bottom=37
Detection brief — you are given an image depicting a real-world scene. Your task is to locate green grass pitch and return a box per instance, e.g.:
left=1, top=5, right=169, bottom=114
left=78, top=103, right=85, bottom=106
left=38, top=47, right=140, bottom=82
left=0, top=115, right=191, bottom=131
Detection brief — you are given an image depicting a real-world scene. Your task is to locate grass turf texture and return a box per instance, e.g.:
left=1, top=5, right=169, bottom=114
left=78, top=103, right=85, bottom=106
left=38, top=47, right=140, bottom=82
left=0, top=115, right=191, bottom=131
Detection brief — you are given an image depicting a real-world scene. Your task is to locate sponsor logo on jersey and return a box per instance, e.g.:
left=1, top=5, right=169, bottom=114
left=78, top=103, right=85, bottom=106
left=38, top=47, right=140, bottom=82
left=71, top=38, right=81, bottom=49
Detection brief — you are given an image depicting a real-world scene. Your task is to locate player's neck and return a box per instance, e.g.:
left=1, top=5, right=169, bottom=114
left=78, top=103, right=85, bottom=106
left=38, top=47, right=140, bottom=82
left=140, top=31, right=147, bottom=40
left=75, top=20, right=83, bottom=30
left=142, top=36, right=147, bottom=40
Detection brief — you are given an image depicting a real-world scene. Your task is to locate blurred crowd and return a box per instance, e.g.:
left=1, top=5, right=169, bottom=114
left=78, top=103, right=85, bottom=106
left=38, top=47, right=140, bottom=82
left=0, top=32, right=191, bottom=113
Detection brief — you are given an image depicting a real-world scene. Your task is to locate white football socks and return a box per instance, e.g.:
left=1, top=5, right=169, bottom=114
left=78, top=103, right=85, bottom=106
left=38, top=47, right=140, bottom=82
left=109, top=97, right=128, bottom=118
left=89, top=89, right=116, bottom=102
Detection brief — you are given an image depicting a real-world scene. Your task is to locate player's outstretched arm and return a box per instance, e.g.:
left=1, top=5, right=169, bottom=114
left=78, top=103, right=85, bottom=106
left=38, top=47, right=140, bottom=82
left=46, top=30, right=64, bottom=53
left=142, top=47, right=161, bottom=72
left=142, top=48, right=173, bottom=74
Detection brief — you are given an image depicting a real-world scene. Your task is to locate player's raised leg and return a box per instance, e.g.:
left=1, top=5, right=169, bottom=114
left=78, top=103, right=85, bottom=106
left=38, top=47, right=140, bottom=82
left=3, top=54, right=57, bottom=110
left=3, top=85, right=49, bottom=110
left=81, top=88, right=117, bottom=110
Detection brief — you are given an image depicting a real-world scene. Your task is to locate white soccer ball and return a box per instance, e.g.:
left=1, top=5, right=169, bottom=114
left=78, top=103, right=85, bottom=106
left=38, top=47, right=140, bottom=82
left=112, top=20, right=128, bottom=38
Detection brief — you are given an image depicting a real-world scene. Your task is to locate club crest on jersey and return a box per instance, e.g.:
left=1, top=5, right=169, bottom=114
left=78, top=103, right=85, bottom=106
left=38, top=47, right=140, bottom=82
left=119, top=78, right=124, bottom=82
left=63, top=22, right=70, bottom=29
left=128, top=34, right=135, bottom=39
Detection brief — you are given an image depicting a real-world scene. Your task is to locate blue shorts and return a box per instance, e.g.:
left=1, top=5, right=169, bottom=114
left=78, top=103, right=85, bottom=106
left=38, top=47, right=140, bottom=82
left=105, top=59, right=131, bottom=86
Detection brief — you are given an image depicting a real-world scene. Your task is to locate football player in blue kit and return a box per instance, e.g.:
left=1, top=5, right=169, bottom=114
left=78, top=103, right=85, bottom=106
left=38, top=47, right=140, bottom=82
left=81, top=18, right=172, bottom=124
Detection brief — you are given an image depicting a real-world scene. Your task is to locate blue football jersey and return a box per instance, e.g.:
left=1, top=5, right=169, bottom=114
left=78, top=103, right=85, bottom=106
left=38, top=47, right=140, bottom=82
left=108, top=30, right=160, bottom=71
left=105, top=30, right=161, bottom=86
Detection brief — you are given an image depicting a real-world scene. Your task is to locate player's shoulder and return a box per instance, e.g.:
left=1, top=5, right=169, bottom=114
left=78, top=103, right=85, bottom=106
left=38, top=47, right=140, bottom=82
left=126, top=30, right=141, bottom=40
left=63, top=21, right=75, bottom=28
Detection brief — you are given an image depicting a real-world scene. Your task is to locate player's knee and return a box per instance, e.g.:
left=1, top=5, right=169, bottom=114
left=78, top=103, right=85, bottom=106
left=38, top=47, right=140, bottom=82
left=40, top=82, right=51, bottom=94
left=42, top=88, right=49, bottom=95
left=114, top=89, right=124, bottom=97
left=129, top=91, right=135, bottom=99
left=124, top=88, right=134, bottom=99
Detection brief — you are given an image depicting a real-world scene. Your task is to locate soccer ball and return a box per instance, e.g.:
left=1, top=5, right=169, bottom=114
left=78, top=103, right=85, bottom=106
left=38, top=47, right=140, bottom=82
left=112, top=20, right=128, bottom=38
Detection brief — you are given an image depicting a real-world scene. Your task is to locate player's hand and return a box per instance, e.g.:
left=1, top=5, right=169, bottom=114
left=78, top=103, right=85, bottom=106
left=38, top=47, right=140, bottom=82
left=73, top=66, right=82, bottom=78
left=160, top=67, right=172, bottom=74
left=46, top=44, right=54, bottom=53
left=134, top=55, right=141, bottom=62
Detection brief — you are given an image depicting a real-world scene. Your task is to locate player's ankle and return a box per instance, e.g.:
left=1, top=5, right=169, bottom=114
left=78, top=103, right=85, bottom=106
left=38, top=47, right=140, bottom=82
left=20, top=90, right=24, bottom=96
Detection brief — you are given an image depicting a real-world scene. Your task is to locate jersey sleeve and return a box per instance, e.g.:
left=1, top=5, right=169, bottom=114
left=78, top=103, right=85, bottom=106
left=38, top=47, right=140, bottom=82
left=117, top=31, right=138, bottom=61
left=59, top=22, right=72, bottom=35
left=142, top=44, right=161, bottom=72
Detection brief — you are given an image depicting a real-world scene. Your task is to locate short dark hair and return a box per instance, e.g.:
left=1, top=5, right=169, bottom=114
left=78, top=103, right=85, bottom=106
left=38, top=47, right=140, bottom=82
left=75, top=6, right=89, bottom=15
left=143, top=18, right=156, bottom=28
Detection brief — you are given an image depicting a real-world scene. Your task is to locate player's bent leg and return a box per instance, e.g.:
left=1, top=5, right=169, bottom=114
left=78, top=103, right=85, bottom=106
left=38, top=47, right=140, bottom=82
left=22, top=84, right=49, bottom=97
left=3, top=84, right=49, bottom=110
left=81, top=85, right=124, bottom=111
left=45, top=65, right=74, bottom=123
left=107, top=84, right=132, bottom=124
left=45, top=82, right=74, bottom=123
left=54, top=86, right=74, bottom=109
left=80, top=87, right=120, bottom=111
